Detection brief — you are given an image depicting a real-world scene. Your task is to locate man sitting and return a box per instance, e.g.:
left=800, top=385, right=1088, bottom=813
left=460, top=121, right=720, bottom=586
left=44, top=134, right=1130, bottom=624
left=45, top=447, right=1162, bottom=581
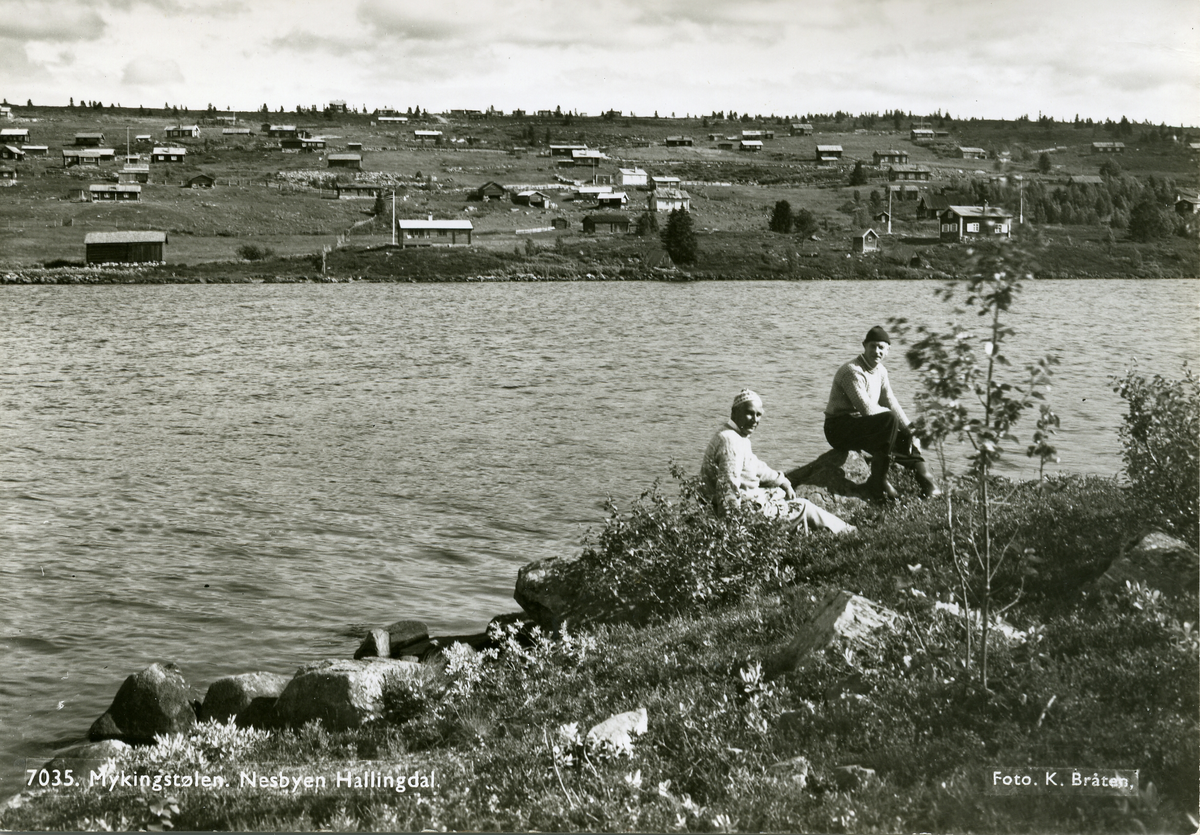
left=701, top=389, right=855, bottom=534
left=824, top=326, right=942, bottom=501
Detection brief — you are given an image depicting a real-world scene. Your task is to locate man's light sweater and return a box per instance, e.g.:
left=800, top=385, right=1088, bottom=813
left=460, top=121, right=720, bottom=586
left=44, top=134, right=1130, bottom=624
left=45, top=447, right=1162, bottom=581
left=825, top=355, right=911, bottom=427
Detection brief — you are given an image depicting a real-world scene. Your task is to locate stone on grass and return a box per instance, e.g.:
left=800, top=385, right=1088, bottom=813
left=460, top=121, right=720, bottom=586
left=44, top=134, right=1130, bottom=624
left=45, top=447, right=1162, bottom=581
left=1093, top=530, right=1199, bottom=615
left=833, top=764, right=877, bottom=791
left=87, top=662, right=197, bottom=743
left=767, top=590, right=900, bottom=677
left=199, top=672, right=291, bottom=724
left=43, top=740, right=129, bottom=775
left=272, top=658, right=427, bottom=731
left=586, top=707, right=648, bottom=756
left=515, top=556, right=580, bottom=629
left=784, top=449, right=873, bottom=513
left=769, top=755, right=811, bottom=788
left=354, top=628, right=391, bottom=660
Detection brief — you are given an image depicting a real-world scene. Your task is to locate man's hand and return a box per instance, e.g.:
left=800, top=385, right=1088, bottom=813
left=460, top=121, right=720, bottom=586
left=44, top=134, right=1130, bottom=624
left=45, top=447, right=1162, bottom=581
left=911, top=436, right=922, bottom=453
left=780, top=478, right=796, bottom=500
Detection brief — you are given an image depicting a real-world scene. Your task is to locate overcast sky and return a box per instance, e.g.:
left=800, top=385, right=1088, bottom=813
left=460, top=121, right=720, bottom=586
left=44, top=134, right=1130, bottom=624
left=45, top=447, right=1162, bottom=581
left=2, top=0, right=1197, bottom=125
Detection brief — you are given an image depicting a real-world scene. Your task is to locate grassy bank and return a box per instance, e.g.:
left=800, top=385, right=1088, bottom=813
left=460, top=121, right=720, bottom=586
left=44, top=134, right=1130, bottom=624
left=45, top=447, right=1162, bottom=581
left=3, top=473, right=1196, bottom=833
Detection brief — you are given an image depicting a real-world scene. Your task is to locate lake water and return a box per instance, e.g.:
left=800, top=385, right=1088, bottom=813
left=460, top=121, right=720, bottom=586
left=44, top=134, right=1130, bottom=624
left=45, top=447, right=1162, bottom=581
left=1, top=278, right=1197, bottom=795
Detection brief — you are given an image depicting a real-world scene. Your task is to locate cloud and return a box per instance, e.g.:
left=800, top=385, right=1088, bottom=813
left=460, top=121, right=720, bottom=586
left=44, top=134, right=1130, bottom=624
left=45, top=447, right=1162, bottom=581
left=122, top=55, right=184, bottom=85
left=0, top=1, right=106, bottom=41
left=356, top=0, right=476, bottom=41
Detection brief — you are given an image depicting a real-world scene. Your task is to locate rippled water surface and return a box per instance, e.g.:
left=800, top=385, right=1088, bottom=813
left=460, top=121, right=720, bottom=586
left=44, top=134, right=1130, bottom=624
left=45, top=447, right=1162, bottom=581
left=1, top=279, right=1196, bottom=793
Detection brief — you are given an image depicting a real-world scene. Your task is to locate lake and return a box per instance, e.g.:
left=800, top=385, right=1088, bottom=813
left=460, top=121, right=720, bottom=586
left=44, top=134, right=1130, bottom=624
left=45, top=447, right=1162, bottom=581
left=1, top=278, right=1196, bottom=795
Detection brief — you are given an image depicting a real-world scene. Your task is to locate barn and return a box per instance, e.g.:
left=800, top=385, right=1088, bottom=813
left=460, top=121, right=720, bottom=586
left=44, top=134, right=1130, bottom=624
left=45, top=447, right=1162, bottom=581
left=327, top=153, right=362, bottom=169
left=84, top=231, right=167, bottom=264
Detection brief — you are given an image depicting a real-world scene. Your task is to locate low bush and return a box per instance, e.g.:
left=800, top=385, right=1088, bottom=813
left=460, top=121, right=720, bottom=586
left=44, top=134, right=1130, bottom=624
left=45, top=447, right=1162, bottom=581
left=1112, top=365, right=1199, bottom=545
left=236, top=243, right=275, bottom=261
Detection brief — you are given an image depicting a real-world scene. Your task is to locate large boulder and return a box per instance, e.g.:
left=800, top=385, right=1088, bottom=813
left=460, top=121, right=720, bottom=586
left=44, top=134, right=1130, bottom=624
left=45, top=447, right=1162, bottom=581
left=272, top=659, right=429, bottom=731
left=385, top=620, right=430, bottom=657
left=1092, top=530, right=1199, bottom=617
left=198, top=672, right=291, bottom=725
left=354, top=629, right=391, bottom=660
left=766, top=590, right=900, bottom=677
left=42, top=740, right=129, bottom=776
left=515, top=556, right=581, bottom=629
left=87, top=663, right=197, bottom=743
left=785, top=449, right=873, bottom=515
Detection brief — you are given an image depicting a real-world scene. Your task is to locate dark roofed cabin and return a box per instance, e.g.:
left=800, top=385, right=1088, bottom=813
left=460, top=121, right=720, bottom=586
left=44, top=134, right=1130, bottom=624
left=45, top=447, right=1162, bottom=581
left=84, top=231, right=167, bottom=264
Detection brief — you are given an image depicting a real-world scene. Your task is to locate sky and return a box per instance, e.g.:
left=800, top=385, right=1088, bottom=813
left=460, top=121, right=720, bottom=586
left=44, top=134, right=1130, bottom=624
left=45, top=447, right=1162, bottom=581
left=1, top=0, right=1197, bottom=126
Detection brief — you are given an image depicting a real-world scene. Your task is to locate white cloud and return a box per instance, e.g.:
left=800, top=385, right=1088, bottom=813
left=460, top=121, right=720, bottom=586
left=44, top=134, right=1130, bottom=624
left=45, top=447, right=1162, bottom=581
left=122, top=55, right=184, bottom=85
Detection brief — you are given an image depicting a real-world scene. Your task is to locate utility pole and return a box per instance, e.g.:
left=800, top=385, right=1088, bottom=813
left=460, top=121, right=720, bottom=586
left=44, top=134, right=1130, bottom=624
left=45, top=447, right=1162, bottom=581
left=887, top=185, right=893, bottom=234
left=391, top=190, right=396, bottom=246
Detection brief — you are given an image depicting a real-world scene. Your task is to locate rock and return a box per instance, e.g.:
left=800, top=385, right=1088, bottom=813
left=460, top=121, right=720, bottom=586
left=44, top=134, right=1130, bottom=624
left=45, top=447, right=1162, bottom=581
left=198, top=672, right=291, bottom=724
left=586, top=707, right=648, bottom=755
left=766, top=590, right=900, bottom=677
left=515, top=556, right=580, bottom=629
left=87, top=663, right=197, bottom=743
left=1093, top=531, right=1199, bottom=615
left=354, top=628, right=391, bottom=660
left=769, top=755, right=811, bottom=788
left=384, top=620, right=429, bottom=657
left=400, top=632, right=491, bottom=663
left=237, top=696, right=280, bottom=729
left=784, top=450, right=873, bottom=516
left=487, top=611, right=533, bottom=636
left=832, top=764, right=877, bottom=791
left=43, top=739, right=129, bottom=775
left=272, top=658, right=428, bottom=731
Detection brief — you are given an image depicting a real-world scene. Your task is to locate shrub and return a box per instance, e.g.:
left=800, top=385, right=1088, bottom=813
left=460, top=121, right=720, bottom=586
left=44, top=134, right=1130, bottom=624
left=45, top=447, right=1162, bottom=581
left=236, top=243, right=275, bottom=261
left=1112, top=366, right=1199, bottom=545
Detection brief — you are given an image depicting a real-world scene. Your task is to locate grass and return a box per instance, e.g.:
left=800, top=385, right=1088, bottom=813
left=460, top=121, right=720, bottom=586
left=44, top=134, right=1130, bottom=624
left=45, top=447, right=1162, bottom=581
left=3, top=472, right=1195, bottom=833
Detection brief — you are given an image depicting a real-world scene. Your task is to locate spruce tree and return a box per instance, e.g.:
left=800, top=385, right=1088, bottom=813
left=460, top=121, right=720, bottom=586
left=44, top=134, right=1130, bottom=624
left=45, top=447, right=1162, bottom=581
left=661, top=209, right=697, bottom=265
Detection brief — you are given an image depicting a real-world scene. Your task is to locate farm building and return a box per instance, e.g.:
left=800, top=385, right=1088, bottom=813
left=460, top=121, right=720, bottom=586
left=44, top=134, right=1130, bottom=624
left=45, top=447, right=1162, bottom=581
left=717, top=140, right=735, bottom=150
left=917, top=193, right=951, bottom=220
left=118, top=165, right=150, bottom=184
left=265, top=125, right=297, bottom=137
left=873, top=150, right=908, bottom=165
left=790, top=123, right=813, bottom=136
left=327, top=153, right=362, bottom=169
left=396, top=218, right=473, bottom=247
left=910, top=128, right=935, bottom=143
left=597, top=191, right=628, bottom=208
left=0, top=145, right=25, bottom=161
left=0, top=166, right=15, bottom=182
left=549, top=144, right=587, bottom=157
left=84, top=230, right=167, bottom=264
left=474, top=181, right=507, bottom=201
left=151, top=147, right=187, bottom=163
left=1176, top=195, right=1200, bottom=215
left=649, top=174, right=681, bottom=190
left=89, top=184, right=141, bottom=201
left=74, top=132, right=106, bottom=146
left=649, top=188, right=690, bottom=213
left=62, top=149, right=103, bottom=167
left=135, top=134, right=153, bottom=144
left=22, top=145, right=48, bottom=156
left=413, top=130, right=443, bottom=143
left=1068, top=175, right=1104, bottom=186
left=852, top=229, right=881, bottom=253
left=550, top=217, right=569, bottom=230
left=739, top=140, right=764, bottom=152
left=94, top=149, right=117, bottom=161
left=164, top=125, right=201, bottom=139
left=582, top=213, right=630, bottom=234
left=514, top=190, right=551, bottom=208
left=939, top=205, right=1013, bottom=241
left=958, top=147, right=987, bottom=160
left=185, top=174, right=215, bottom=188
left=619, top=167, right=648, bottom=187
left=1091, top=142, right=1125, bottom=153
left=888, top=164, right=933, bottom=182
left=816, top=144, right=843, bottom=163
left=0, top=128, right=29, bottom=144
left=347, top=142, right=363, bottom=152
left=665, top=136, right=694, bottom=147
left=336, top=183, right=385, bottom=199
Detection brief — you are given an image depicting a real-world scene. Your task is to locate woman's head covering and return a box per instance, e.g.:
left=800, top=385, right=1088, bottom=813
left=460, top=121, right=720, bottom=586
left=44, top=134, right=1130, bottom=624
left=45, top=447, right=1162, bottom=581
left=732, top=389, right=763, bottom=410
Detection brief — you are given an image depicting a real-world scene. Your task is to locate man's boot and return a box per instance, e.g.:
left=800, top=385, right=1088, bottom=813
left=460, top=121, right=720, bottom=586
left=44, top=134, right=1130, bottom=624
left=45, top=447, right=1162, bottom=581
left=909, top=460, right=943, bottom=498
left=864, top=452, right=899, bottom=501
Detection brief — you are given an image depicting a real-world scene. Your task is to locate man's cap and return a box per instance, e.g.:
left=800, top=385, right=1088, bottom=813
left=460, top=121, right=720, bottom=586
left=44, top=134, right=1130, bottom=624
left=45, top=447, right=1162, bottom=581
left=864, top=325, right=891, bottom=344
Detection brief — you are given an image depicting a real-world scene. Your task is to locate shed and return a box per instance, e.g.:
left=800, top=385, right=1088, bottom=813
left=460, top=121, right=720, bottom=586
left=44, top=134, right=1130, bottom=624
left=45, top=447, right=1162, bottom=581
left=335, top=183, right=385, bottom=199
left=0, top=145, right=24, bottom=161
left=1175, top=195, right=1200, bottom=215
left=582, top=213, right=630, bottom=234
left=396, top=218, right=473, bottom=247
left=790, top=123, right=813, bottom=136
left=413, top=130, right=443, bottom=143
left=151, top=147, right=187, bottom=163
left=118, top=165, right=150, bottom=184
left=347, top=142, right=363, bottom=151
left=185, top=173, right=215, bottom=188
left=89, top=184, right=141, bottom=201
left=74, top=132, right=106, bottom=146
left=665, top=136, right=694, bottom=147
left=597, top=191, right=628, bottom=208
left=739, top=140, right=764, bottom=152
left=62, top=149, right=102, bottom=167
left=852, top=228, right=881, bottom=253
left=917, top=193, right=951, bottom=220
left=514, top=190, right=551, bottom=208
left=816, top=144, right=843, bottom=162
left=910, top=128, right=935, bottom=143
left=84, top=230, right=167, bottom=264
left=222, top=128, right=252, bottom=135
left=0, top=166, right=15, bottom=182
left=22, top=144, right=48, bottom=156
left=958, top=147, right=987, bottom=160
left=474, top=181, right=507, bottom=201
left=327, top=153, right=362, bottom=169
left=550, top=217, right=570, bottom=229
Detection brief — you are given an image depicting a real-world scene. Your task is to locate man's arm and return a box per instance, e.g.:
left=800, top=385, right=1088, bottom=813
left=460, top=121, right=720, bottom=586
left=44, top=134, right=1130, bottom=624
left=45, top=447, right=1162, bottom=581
left=838, top=364, right=890, bottom=417
left=879, top=367, right=913, bottom=428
